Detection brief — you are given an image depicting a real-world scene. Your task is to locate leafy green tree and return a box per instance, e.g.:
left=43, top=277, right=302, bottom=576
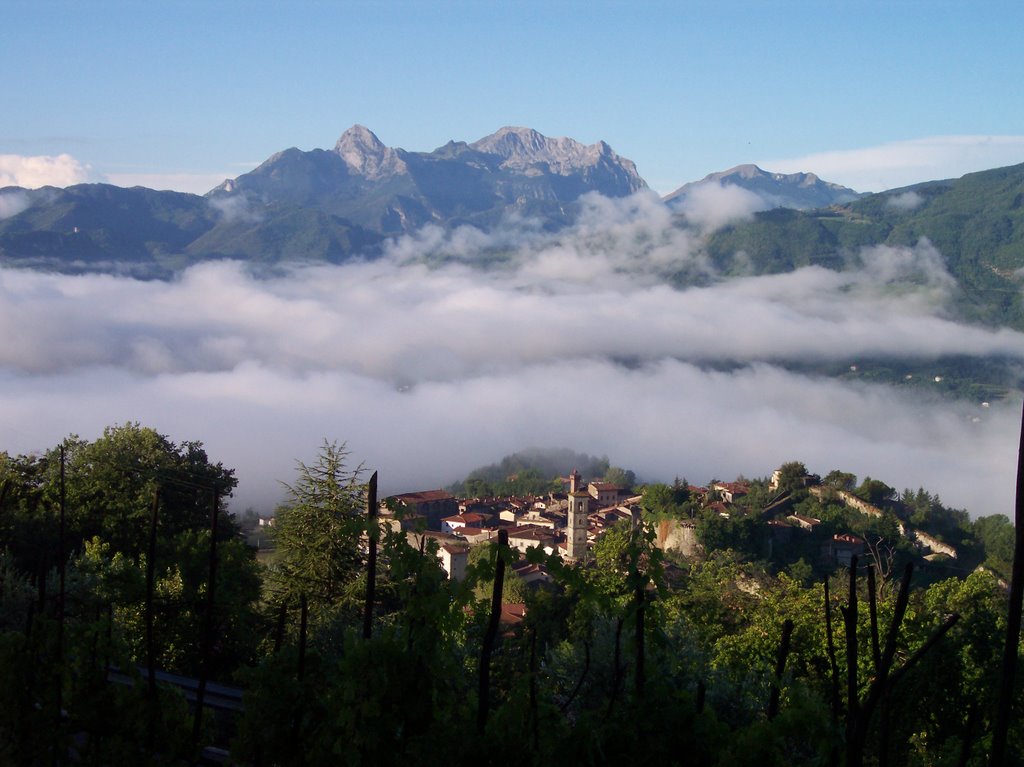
left=71, top=424, right=236, bottom=556
left=856, top=476, right=897, bottom=507
left=640, top=482, right=690, bottom=519
left=602, top=466, right=637, bottom=491
left=823, top=469, right=857, bottom=491
left=467, top=543, right=529, bottom=603
left=974, top=513, right=1015, bottom=578
left=773, top=461, right=809, bottom=494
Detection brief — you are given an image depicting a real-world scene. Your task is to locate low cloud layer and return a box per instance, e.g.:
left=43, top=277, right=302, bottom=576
left=0, top=191, right=30, bottom=219
left=673, top=182, right=767, bottom=231
left=1, top=197, right=1021, bottom=517
left=0, top=153, right=92, bottom=189
left=763, top=135, right=1024, bottom=192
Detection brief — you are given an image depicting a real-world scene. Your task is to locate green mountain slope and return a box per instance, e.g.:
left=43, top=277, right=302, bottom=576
left=704, top=162, right=1024, bottom=328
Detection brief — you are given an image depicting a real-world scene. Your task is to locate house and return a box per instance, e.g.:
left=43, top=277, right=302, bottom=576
left=510, top=559, right=553, bottom=588
left=766, top=519, right=794, bottom=544
left=404, top=530, right=471, bottom=581
left=388, top=489, right=459, bottom=529
left=454, top=527, right=497, bottom=545
left=713, top=482, right=750, bottom=504
left=787, top=514, right=821, bottom=532
left=441, top=512, right=492, bottom=534
left=518, top=508, right=564, bottom=530
left=500, top=603, right=527, bottom=628
left=507, top=525, right=559, bottom=556
left=438, top=543, right=470, bottom=582
left=825, top=533, right=865, bottom=567
left=708, top=501, right=730, bottom=518
left=588, top=481, right=622, bottom=506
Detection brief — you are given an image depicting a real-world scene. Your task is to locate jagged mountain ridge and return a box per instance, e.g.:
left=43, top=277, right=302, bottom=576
left=665, top=163, right=863, bottom=211
left=208, top=125, right=648, bottom=234
left=0, top=125, right=653, bottom=274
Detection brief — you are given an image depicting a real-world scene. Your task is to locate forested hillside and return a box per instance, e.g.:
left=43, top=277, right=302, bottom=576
left=704, top=163, right=1024, bottom=329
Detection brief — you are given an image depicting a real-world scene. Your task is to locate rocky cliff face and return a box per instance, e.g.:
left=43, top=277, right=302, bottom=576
left=469, top=126, right=645, bottom=189
left=334, top=125, right=408, bottom=180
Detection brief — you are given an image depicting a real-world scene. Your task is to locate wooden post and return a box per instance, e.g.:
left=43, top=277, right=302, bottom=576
left=767, top=619, right=794, bottom=721
left=867, top=567, right=881, bottom=672
left=844, top=557, right=860, bottom=767
left=363, top=471, right=378, bottom=640
left=55, top=443, right=67, bottom=742
left=191, top=489, right=220, bottom=762
left=991, top=400, right=1024, bottom=767
left=634, top=576, right=645, bottom=699
left=145, top=488, right=160, bottom=751
left=477, top=528, right=507, bottom=734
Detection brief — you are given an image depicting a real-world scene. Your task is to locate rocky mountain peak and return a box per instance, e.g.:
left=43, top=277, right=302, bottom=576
left=469, top=126, right=639, bottom=183
left=334, top=125, right=407, bottom=180
left=665, top=164, right=861, bottom=210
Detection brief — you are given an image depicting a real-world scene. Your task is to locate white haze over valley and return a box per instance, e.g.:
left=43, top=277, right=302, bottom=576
left=2, top=191, right=1022, bottom=518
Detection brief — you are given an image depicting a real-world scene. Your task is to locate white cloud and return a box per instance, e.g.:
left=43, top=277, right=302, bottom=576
left=761, top=135, right=1024, bottom=192
left=0, top=357, right=1015, bottom=519
left=1, top=197, right=1021, bottom=518
left=886, top=191, right=924, bottom=211
left=208, top=194, right=263, bottom=223
left=674, top=181, right=767, bottom=231
left=0, top=153, right=92, bottom=189
left=0, top=191, right=31, bottom=219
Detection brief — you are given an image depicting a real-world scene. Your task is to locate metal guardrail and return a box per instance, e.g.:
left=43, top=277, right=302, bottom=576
left=106, top=666, right=245, bottom=713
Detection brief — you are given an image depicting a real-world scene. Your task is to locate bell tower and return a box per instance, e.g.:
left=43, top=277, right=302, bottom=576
left=568, top=469, right=581, bottom=494
left=566, top=484, right=589, bottom=563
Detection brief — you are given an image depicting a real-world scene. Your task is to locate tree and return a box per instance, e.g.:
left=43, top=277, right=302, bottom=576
left=62, top=423, right=237, bottom=558
left=856, top=477, right=897, bottom=507
left=266, top=441, right=369, bottom=627
left=467, top=543, right=529, bottom=604
left=603, top=466, right=637, bottom=491
left=640, top=483, right=690, bottom=519
left=974, top=513, right=1015, bottom=578
left=773, top=461, right=809, bottom=494
left=823, top=469, right=857, bottom=492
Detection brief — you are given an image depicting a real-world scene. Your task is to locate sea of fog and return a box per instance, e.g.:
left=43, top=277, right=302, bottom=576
left=2, top=191, right=1022, bottom=517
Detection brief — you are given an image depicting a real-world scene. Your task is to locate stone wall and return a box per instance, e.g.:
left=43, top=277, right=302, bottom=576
left=654, top=518, right=700, bottom=558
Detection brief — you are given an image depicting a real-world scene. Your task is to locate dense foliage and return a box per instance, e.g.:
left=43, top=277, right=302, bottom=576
left=449, top=447, right=636, bottom=498
left=1, top=427, right=1021, bottom=765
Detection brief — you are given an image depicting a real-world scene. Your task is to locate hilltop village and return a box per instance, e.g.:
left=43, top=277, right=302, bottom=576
left=358, top=462, right=979, bottom=608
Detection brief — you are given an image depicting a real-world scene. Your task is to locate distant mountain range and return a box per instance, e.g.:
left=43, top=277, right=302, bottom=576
left=0, top=126, right=648, bottom=275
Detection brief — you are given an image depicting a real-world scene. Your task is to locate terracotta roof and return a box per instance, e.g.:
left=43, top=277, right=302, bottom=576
left=508, top=526, right=556, bottom=542
left=714, top=482, right=750, bottom=494
left=833, top=533, right=864, bottom=545
left=393, top=489, right=455, bottom=503
left=500, top=604, right=527, bottom=625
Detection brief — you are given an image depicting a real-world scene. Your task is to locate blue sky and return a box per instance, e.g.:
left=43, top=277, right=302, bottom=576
left=4, top=0, right=1024, bottom=194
